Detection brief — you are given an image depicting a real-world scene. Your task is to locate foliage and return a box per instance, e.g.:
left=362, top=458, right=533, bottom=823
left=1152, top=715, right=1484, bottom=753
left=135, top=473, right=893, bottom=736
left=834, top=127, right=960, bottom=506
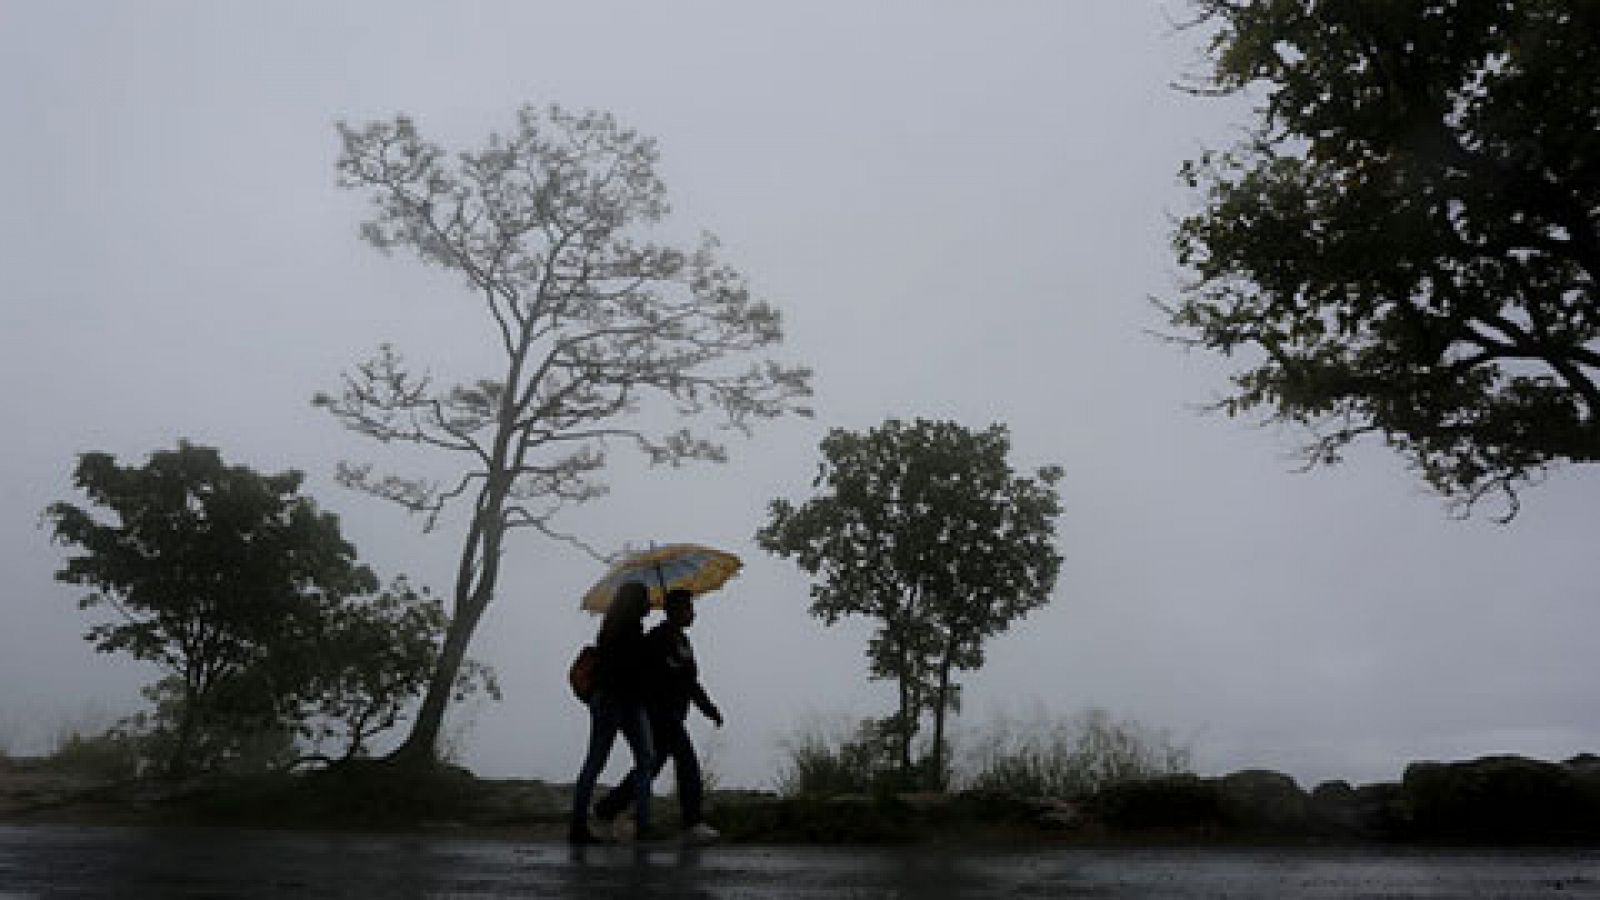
left=45, top=442, right=377, bottom=774
left=41, top=723, right=144, bottom=781
left=116, top=677, right=298, bottom=776
left=960, top=709, right=1193, bottom=800
left=757, top=419, right=1062, bottom=786
left=1168, top=0, right=1600, bottom=518
left=320, top=103, right=812, bottom=763
left=775, top=717, right=923, bottom=800
left=301, top=578, right=500, bottom=764
left=44, top=442, right=489, bottom=775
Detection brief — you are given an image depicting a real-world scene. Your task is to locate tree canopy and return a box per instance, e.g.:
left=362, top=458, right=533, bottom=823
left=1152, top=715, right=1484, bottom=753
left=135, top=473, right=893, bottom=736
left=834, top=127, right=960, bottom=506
left=44, top=442, right=481, bottom=774
left=1168, top=0, right=1600, bottom=518
left=757, top=419, right=1063, bottom=785
left=319, top=104, right=812, bottom=763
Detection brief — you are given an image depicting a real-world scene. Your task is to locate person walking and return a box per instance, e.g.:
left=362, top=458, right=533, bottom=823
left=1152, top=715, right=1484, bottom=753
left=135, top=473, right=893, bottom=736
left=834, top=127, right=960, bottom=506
left=569, top=580, right=654, bottom=845
left=595, top=588, right=723, bottom=842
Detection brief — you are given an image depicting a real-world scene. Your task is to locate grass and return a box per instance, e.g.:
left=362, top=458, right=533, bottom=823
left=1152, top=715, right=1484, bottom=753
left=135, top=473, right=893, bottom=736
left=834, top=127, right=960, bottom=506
left=774, top=708, right=1193, bottom=802
left=0, top=710, right=18, bottom=760
left=774, top=716, right=917, bottom=799
left=749, top=708, right=1197, bottom=843
left=40, top=726, right=142, bottom=781
left=959, top=708, right=1194, bottom=800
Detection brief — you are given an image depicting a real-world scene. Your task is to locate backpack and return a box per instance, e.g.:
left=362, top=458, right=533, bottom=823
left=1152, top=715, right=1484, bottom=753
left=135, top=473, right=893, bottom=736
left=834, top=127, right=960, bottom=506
left=568, top=644, right=598, bottom=702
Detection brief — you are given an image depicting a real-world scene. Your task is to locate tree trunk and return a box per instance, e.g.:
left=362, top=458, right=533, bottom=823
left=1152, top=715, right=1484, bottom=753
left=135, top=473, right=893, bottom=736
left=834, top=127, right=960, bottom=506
left=931, top=644, right=955, bottom=790
left=388, top=490, right=508, bottom=769
left=893, top=619, right=918, bottom=779
left=172, top=698, right=198, bottom=778
left=388, top=594, right=488, bottom=767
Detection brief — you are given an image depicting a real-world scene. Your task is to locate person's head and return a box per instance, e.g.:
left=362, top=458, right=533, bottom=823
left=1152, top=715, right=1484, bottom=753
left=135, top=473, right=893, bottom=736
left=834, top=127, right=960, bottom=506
left=602, top=581, right=651, bottom=635
left=664, top=588, right=696, bottom=628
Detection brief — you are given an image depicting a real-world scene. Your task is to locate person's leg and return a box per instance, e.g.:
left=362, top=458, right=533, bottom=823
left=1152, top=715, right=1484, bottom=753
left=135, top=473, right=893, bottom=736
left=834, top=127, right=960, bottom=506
left=597, top=712, right=675, bottom=822
left=593, top=768, right=635, bottom=822
left=570, top=702, right=620, bottom=837
left=616, top=703, right=654, bottom=834
left=657, top=717, right=704, bottom=826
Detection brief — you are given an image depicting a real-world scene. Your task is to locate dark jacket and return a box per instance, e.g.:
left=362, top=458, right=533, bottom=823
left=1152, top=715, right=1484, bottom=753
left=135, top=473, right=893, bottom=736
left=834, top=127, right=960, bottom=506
left=592, top=618, right=650, bottom=704
left=644, top=621, right=715, bottom=721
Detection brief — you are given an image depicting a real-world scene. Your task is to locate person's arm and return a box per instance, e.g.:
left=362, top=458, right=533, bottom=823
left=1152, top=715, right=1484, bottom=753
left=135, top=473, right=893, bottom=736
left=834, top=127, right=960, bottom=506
left=685, top=637, right=722, bottom=726
left=690, top=681, right=721, bottom=726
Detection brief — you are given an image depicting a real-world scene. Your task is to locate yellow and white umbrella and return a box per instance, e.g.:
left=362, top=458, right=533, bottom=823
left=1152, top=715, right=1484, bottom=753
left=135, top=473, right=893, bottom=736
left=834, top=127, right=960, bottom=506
left=579, top=543, right=742, bottom=613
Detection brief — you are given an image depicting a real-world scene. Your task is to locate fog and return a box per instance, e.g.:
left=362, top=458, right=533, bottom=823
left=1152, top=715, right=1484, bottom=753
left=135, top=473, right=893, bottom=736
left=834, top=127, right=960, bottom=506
left=3, top=2, right=1597, bottom=791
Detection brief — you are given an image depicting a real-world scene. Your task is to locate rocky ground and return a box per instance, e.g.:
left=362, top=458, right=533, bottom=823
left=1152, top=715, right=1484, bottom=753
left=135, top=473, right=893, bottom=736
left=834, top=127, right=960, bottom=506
left=4, top=753, right=1600, bottom=846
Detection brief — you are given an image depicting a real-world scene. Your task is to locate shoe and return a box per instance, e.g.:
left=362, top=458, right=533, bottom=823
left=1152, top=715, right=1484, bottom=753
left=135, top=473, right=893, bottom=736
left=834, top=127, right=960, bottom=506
left=683, top=822, right=720, bottom=843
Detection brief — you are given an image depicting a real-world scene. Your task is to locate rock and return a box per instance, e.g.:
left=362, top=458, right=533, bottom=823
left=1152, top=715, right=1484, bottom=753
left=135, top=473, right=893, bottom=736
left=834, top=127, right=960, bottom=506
left=948, top=789, right=1026, bottom=823
left=823, top=793, right=874, bottom=811
left=703, top=790, right=783, bottom=840
left=1309, top=780, right=1361, bottom=834
left=1217, top=769, right=1309, bottom=833
left=1353, top=782, right=1404, bottom=837
left=1026, top=798, right=1083, bottom=830
left=469, top=779, right=564, bottom=824
left=779, top=793, right=907, bottom=843
left=1563, top=754, right=1600, bottom=780
left=1091, top=774, right=1222, bottom=829
left=1305, top=779, right=1402, bottom=837
left=896, top=791, right=953, bottom=816
left=1401, top=755, right=1600, bottom=841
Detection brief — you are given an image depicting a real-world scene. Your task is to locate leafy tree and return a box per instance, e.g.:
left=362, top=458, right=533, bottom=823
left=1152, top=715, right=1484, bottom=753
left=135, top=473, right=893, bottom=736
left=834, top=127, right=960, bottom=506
left=126, top=676, right=300, bottom=776
left=1168, top=1, right=1600, bottom=518
left=301, top=577, right=500, bottom=764
left=45, top=442, right=378, bottom=775
left=319, top=104, right=812, bottom=765
left=757, top=419, right=1063, bottom=786
left=45, top=442, right=486, bottom=775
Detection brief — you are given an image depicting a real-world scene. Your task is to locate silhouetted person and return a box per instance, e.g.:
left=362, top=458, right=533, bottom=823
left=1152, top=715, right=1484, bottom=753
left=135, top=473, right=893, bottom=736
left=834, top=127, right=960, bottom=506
left=569, top=580, right=654, bottom=844
left=595, top=588, right=723, bottom=841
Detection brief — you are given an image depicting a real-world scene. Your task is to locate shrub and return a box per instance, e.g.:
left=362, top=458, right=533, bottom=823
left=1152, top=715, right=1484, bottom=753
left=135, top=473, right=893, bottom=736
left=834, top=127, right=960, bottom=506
left=959, top=708, right=1193, bottom=800
left=775, top=717, right=922, bottom=799
left=41, top=724, right=143, bottom=781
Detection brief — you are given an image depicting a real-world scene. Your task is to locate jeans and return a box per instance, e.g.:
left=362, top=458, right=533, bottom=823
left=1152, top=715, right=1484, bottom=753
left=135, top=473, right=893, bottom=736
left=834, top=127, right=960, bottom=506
left=595, top=709, right=703, bottom=827
left=570, top=694, right=653, bottom=833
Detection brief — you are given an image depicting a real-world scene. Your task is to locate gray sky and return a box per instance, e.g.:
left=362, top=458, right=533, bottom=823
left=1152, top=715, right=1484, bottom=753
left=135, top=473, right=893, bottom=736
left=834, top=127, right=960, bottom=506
left=4, top=2, right=1597, bottom=791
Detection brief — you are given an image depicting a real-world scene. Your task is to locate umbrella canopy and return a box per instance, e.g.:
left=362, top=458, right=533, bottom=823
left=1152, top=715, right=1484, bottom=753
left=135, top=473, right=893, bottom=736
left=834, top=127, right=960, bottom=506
left=580, top=543, right=743, bottom=613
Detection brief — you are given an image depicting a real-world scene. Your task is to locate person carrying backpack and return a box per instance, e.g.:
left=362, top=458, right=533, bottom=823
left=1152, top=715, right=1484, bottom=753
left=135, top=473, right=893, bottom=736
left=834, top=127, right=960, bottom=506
left=595, top=587, right=723, bottom=842
left=568, top=580, right=655, bottom=845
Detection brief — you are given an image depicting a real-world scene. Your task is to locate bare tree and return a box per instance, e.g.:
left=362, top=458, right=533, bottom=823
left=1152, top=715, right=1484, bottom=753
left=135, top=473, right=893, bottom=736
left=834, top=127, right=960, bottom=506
left=318, top=105, right=812, bottom=766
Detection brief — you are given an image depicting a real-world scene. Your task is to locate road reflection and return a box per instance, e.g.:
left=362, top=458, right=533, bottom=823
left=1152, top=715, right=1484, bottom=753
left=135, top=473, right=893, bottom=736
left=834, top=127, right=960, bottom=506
left=4, top=824, right=1600, bottom=899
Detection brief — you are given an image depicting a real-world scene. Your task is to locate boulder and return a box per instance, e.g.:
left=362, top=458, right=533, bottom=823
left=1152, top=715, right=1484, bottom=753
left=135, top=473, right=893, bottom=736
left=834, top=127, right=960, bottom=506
left=1308, top=780, right=1402, bottom=837
left=1353, top=782, right=1405, bottom=837
left=896, top=791, right=953, bottom=816
left=1091, top=774, right=1222, bottom=829
left=1401, top=755, right=1600, bottom=841
left=1308, top=780, right=1361, bottom=834
left=1217, top=769, right=1309, bottom=833
left=1564, top=754, right=1600, bottom=781
left=1026, top=797, right=1084, bottom=830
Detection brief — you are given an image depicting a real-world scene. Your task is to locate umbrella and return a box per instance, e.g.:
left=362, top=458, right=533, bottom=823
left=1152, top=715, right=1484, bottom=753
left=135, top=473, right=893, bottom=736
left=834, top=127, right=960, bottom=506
left=580, top=543, right=743, bottom=613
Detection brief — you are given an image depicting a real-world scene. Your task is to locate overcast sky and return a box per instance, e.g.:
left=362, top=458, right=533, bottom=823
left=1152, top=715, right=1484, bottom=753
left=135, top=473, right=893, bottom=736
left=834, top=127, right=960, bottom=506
left=4, top=2, right=1597, bottom=791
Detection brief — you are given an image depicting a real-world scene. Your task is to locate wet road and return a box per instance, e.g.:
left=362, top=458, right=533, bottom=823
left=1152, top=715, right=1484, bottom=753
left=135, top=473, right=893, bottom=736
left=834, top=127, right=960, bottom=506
left=1, top=824, right=1598, bottom=898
